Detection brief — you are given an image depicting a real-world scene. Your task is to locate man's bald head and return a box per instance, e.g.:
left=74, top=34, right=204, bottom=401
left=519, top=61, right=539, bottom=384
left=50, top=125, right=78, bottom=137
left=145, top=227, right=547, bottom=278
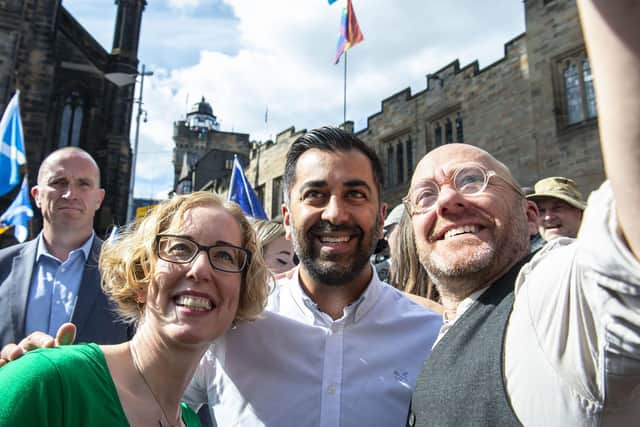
left=38, top=148, right=101, bottom=187
left=408, top=143, right=536, bottom=305
left=31, top=147, right=105, bottom=252
left=411, top=144, right=519, bottom=193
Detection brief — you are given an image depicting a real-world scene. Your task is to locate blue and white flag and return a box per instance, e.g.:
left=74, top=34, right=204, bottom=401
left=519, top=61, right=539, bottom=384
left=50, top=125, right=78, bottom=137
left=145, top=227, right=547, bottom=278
left=0, top=91, right=26, bottom=196
left=228, top=156, right=268, bottom=220
left=0, top=176, right=34, bottom=242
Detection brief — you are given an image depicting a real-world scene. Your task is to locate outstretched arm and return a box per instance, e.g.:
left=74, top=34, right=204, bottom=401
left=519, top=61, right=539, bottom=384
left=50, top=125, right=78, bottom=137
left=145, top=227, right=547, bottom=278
left=578, top=0, right=640, bottom=258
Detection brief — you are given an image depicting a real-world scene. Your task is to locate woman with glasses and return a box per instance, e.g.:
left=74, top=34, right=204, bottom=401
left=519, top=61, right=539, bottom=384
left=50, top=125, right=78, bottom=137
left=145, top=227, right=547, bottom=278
left=0, top=192, right=270, bottom=427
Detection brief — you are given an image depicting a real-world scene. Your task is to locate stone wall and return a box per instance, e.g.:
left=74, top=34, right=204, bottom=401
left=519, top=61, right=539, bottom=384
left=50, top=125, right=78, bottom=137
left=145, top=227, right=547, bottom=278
left=524, top=0, right=604, bottom=193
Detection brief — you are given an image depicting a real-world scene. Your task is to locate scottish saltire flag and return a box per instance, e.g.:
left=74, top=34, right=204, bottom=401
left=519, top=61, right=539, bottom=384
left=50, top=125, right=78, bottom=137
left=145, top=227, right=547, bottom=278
left=0, top=91, right=26, bottom=196
left=228, top=156, right=268, bottom=220
left=0, top=176, right=33, bottom=242
left=334, top=0, right=364, bottom=64
left=328, top=0, right=338, bottom=4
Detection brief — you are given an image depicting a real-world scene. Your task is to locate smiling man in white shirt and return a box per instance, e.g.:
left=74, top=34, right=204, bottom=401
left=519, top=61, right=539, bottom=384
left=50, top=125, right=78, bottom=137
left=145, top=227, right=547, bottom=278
left=184, top=127, right=442, bottom=426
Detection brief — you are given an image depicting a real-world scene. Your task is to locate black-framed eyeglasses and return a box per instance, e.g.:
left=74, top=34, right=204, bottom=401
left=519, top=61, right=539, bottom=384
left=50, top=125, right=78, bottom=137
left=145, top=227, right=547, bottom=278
left=155, top=235, right=251, bottom=273
left=403, top=163, right=523, bottom=215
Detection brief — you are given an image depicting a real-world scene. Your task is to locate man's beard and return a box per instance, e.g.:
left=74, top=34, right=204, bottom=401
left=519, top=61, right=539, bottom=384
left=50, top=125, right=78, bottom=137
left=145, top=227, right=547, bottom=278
left=290, top=216, right=380, bottom=287
left=419, top=207, right=530, bottom=296
left=420, top=240, right=496, bottom=281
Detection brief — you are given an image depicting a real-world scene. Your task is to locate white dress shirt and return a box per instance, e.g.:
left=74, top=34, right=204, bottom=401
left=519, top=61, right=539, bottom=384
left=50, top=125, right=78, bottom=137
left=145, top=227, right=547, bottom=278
left=184, top=267, right=442, bottom=427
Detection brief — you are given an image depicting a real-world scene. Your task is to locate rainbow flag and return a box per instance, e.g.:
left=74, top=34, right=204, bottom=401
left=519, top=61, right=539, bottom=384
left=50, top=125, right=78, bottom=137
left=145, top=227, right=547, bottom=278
left=334, top=0, right=364, bottom=64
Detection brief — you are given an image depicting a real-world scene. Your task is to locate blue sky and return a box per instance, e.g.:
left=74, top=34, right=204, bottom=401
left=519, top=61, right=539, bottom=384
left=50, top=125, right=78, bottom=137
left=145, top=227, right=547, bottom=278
left=63, top=0, right=525, bottom=200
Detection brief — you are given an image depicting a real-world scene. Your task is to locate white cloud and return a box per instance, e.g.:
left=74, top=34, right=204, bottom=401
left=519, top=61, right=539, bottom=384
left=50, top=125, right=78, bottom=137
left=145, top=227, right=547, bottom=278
left=167, top=0, right=201, bottom=9
left=66, top=0, right=525, bottom=199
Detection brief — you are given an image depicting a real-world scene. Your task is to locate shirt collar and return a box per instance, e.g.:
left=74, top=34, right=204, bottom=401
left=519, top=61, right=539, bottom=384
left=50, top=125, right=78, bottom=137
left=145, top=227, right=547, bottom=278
left=287, top=263, right=383, bottom=324
left=441, top=285, right=490, bottom=325
left=36, top=231, right=95, bottom=263
left=433, top=285, right=490, bottom=348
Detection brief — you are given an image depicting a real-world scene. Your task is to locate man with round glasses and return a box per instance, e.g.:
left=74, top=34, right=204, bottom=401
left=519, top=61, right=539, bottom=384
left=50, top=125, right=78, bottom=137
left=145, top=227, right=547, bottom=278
left=402, top=163, right=524, bottom=214
left=407, top=1, right=640, bottom=425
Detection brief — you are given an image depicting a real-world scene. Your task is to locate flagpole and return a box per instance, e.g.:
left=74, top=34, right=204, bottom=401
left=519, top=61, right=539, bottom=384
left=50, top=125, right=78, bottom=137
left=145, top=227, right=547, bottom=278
left=343, top=50, right=347, bottom=124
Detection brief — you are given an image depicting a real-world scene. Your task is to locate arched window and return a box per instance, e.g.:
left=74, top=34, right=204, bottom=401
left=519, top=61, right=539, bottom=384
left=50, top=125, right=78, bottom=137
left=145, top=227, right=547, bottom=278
left=445, top=118, right=453, bottom=144
left=455, top=113, right=464, bottom=143
left=58, top=95, right=85, bottom=147
left=564, top=62, right=583, bottom=124
left=582, top=60, right=597, bottom=119
left=406, top=137, right=413, bottom=178
left=434, top=122, right=442, bottom=146
left=396, top=143, right=404, bottom=184
left=387, top=145, right=394, bottom=187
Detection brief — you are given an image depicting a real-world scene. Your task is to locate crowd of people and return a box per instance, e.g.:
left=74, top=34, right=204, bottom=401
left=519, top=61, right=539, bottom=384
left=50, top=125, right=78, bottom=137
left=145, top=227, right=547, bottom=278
left=0, top=1, right=638, bottom=425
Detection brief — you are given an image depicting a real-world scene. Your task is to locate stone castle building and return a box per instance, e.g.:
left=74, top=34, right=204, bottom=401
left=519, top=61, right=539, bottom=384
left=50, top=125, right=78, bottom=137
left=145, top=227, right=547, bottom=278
left=177, top=0, right=604, bottom=220
left=0, top=0, right=146, bottom=236
left=172, top=97, right=250, bottom=195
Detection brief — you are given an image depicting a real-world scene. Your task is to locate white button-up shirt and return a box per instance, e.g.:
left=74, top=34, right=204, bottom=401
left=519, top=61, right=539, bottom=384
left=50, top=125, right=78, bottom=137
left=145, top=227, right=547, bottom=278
left=184, top=268, right=442, bottom=426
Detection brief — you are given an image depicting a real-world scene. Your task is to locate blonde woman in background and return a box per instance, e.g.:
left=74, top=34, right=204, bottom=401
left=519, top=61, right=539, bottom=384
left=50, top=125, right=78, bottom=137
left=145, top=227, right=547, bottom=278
left=389, top=208, right=442, bottom=313
left=251, top=219, right=295, bottom=274
left=0, top=192, right=270, bottom=426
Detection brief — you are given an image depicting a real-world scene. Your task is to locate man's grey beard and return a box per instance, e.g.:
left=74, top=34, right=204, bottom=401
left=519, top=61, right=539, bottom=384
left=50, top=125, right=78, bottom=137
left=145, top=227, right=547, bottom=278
left=419, top=209, right=530, bottom=299
left=420, top=242, right=496, bottom=298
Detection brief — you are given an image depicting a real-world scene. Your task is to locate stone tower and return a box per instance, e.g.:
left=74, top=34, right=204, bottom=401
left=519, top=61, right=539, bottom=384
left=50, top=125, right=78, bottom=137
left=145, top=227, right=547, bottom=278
left=172, top=97, right=250, bottom=195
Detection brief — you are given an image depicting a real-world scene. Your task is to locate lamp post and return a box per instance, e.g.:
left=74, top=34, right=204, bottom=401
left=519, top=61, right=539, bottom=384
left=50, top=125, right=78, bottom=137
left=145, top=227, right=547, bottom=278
left=126, top=64, right=153, bottom=223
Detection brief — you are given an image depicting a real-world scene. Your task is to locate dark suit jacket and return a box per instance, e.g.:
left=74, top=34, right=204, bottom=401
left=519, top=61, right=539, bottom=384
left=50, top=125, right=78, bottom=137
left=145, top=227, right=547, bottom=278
left=0, top=235, right=132, bottom=347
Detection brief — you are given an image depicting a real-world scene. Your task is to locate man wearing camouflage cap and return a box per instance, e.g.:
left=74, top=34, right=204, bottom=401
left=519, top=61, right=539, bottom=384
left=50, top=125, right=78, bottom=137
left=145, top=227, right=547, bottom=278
left=527, top=176, right=587, bottom=241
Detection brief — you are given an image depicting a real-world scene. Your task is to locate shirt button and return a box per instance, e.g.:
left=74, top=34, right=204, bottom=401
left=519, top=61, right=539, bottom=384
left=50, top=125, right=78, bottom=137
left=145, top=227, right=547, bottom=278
left=327, top=384, right=336, bottom=395
left=330, top=324, right=339, bottom=333
left=60, top=267, right=66, bottom=272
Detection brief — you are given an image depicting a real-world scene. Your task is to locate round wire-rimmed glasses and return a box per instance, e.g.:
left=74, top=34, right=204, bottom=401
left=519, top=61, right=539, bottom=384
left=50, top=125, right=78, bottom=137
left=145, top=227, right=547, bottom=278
left=403, top=163, right=523, bottom=215
left=155, top=235, right=251, bottom=273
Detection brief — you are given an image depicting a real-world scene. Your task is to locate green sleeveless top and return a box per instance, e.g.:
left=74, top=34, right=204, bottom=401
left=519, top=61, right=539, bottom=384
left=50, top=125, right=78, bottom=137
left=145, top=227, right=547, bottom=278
left=0, top=343, right=201, bottom=427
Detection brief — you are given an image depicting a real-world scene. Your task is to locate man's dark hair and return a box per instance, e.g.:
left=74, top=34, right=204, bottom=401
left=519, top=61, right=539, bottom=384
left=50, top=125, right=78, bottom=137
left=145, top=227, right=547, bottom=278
left=283, top=126, right=384, bottom=203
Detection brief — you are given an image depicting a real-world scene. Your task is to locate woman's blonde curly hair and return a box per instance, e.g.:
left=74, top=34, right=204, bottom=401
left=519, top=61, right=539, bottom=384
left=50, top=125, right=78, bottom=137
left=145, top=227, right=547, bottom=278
left=99, top=191, right=270, bottom=325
